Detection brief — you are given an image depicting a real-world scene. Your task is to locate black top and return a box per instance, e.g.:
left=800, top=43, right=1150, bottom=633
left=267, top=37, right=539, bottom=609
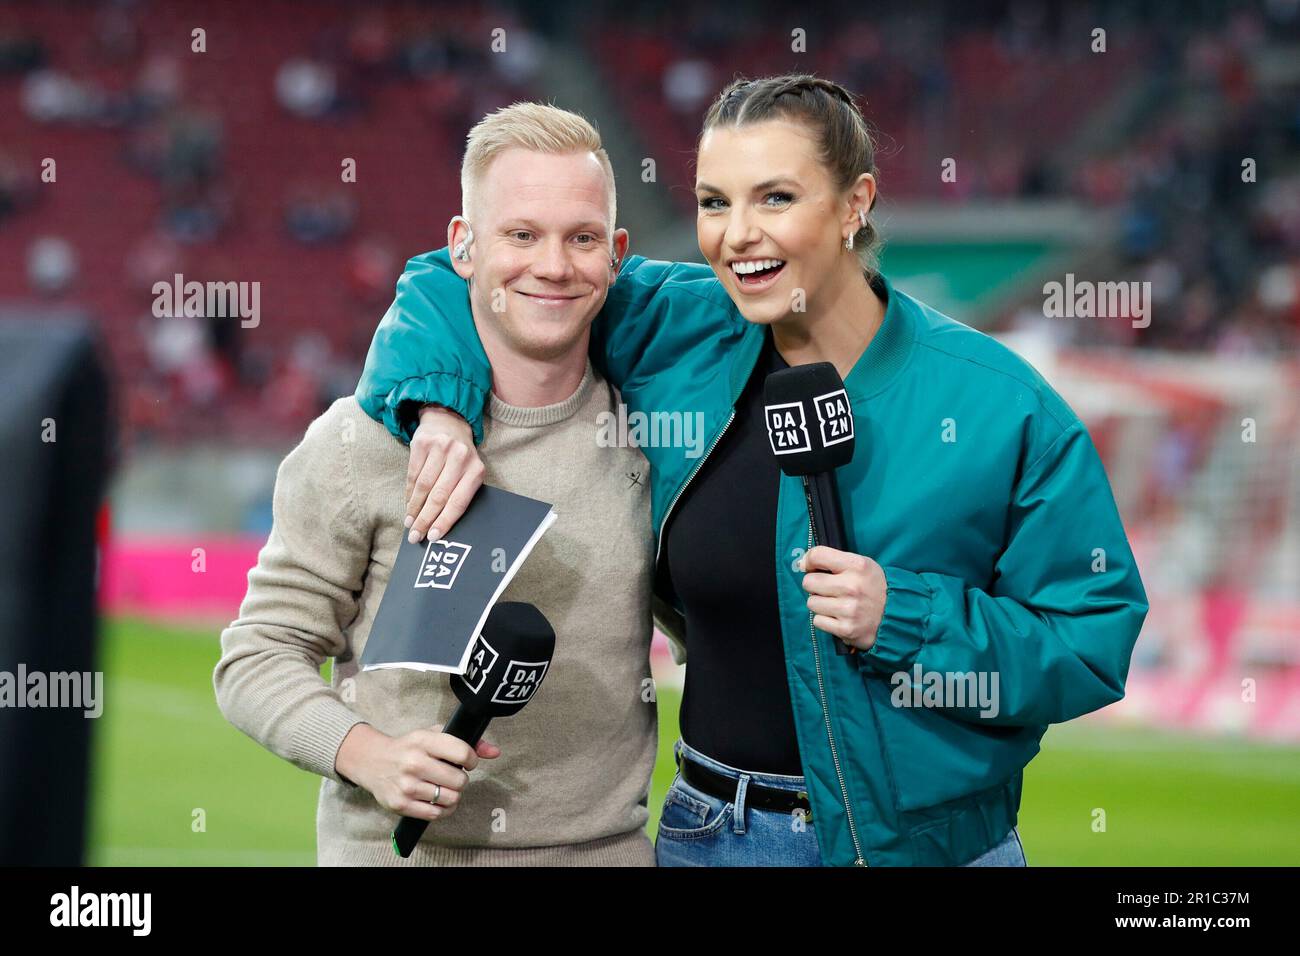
left=661, top=329, right=804, bottom=775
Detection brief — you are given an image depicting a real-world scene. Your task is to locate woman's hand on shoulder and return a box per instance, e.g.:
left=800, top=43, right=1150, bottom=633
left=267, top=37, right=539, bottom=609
left=404, top=404, right=485, bottom=544
left=797, top=546, right=888, bottom=652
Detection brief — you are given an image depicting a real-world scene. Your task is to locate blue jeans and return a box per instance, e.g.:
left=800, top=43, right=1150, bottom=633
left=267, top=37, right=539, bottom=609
left=654, top=739, right=1027, bottom=867
left=963, top=824, right=1028, bottom=866
left=655, top=739, right=822, bottom=866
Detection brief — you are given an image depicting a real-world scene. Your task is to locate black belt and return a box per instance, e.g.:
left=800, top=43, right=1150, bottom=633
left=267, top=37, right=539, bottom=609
left=676, top=749, right=812, bottom=823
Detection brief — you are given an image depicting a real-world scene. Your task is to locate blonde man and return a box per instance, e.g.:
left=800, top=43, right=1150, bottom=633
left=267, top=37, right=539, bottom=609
left=215, top=102, right=655, bottom=866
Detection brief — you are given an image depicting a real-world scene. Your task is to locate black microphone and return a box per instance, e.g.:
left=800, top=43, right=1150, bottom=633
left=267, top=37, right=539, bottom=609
left=391, top=601, right=556, bottom=858
left=763, top=362, right=857, bottom=656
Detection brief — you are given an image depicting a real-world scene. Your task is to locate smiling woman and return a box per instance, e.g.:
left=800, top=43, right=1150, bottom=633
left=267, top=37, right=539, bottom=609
left=693, top=78, right=885, bottom=374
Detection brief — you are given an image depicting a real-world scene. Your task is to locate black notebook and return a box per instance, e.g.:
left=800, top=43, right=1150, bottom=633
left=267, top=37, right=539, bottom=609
left=361, top=485, right=557, bottom=675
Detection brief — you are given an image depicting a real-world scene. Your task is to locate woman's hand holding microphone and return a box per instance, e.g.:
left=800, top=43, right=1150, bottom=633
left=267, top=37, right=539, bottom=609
left=797, top=547, right=889, bottom=653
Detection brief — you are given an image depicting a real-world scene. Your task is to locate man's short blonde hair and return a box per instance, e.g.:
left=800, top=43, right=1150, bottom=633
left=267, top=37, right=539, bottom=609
left=461, top=101, right=617, bottom=231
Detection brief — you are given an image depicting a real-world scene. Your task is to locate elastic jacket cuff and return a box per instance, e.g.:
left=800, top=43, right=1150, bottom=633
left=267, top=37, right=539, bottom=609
left=860, top=566, right=932, bottom=673
left=384, top=372, right=488, bottom=445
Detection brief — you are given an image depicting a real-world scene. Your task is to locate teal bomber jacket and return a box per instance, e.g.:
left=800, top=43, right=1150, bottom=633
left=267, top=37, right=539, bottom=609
left=355, top=248, right=1149, bottom=866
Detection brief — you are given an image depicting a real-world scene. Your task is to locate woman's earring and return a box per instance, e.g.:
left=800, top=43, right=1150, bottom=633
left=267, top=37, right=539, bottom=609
left=845, top=208, right=866, bottom=251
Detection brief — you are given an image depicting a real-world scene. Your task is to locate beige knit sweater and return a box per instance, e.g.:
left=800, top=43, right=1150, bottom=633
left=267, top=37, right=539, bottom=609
left=213, top=363, right=657, bottom=865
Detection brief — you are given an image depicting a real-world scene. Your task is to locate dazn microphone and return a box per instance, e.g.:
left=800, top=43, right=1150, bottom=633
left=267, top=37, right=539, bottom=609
left=763, top=362, right=857, bottom=656
left=391, top=601, right=556, bottom=858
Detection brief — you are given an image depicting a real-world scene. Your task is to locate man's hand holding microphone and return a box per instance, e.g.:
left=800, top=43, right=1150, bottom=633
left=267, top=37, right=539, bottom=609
left=334, top=722, right=501, bottom=823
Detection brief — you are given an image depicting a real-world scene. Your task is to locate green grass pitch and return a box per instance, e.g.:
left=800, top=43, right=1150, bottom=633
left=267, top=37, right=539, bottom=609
left=84, top=616, right=1300, bottom=866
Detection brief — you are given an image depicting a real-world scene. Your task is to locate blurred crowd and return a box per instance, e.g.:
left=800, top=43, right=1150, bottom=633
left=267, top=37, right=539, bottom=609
left=0, top=0, right=541, bottom=450
left=0, top=0, right=1296, bottom=454
left=1023, top=4, right=1300, bottom=353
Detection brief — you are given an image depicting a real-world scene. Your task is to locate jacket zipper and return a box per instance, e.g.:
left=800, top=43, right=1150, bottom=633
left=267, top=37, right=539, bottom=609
left=804, top=488, right=868, bottom=866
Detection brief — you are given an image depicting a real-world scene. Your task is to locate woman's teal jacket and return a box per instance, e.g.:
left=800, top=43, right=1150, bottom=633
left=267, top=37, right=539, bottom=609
left=355, top=249, right=1149, bottom=867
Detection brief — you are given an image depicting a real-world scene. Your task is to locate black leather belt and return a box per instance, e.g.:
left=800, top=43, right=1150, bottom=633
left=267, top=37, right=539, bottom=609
left=676, top=749, right=813, bottom=822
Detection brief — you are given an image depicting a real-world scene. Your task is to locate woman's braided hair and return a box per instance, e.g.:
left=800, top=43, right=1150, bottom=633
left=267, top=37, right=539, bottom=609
left=700, top=74, right=881, bottom=276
